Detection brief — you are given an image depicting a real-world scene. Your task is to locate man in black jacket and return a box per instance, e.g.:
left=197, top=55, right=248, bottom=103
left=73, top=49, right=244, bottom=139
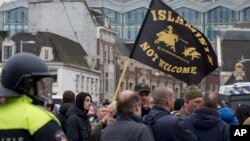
left=65, top=92, right=92, bottom=141
left=184, top=91, right=229, bottom=141
left=146, top=87, right=197, bottom=141
left=56, top=90, right=75, bottom=132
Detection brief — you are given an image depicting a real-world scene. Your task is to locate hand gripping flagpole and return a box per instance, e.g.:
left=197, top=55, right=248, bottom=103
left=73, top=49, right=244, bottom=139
left=112, top=57, right=130, bottom=102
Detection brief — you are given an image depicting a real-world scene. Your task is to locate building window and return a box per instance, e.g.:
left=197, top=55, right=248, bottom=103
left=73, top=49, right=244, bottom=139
left=99, top=43, right=103, bottom=64
left=105, top=72, right=109, bottom=92
left=2, top=38, right=15, bottom=61
left=120, top=61, right=124, bottom=70
left=105, top=45, right=108, bottom=63
left=39, top=46, right=54, bottom=61
left=129, top=63, right=134, bottom=71
left=3, top=46, right=13, bottom=60
left=128, top=29, right=131, bottom=39
left=129, top=83, right=134, bottom=90
left=175, top=88, right=179, bottom=98
left=152, top=85, right=156, bottom=92
left=105, top=78, right=109, bottom=92
left=45, top=49, right=49, bottom=60
left=128, top=12, right=131, bottom=20
left=81, top=76, right=85, bottom=91
left=86, top=77, right=89, bottom=93
left=76, top=75, right=80, bottom=92
left=95, top=79, right=98, bottom=94
left=21, top=11, right=25, bottom=21
left=99, top=43, right=103, bottom=55
left=91, top=78, right=94, bottom=93
left=109, top=47, right=113, bottom=63
left=120, top=82, right=124, bottom=91
left=209, top=84, right=213, bottom=91
left=243, top=7, right=250, bottom=21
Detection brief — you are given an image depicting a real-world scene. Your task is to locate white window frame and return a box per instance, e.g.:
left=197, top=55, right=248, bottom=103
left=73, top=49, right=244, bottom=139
left=45, top=49, right=49, bottom=60
left=3, top=46, right=13, bottom=60
left=2, top=38, right=15, bottom=62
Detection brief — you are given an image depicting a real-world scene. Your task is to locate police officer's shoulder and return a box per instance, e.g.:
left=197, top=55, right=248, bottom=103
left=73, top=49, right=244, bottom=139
left=17, top=97, right=60, bottom=134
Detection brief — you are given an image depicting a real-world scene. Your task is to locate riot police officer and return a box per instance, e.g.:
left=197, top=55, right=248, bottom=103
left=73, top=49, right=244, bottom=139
left=0, top=53, right=67, bottom=141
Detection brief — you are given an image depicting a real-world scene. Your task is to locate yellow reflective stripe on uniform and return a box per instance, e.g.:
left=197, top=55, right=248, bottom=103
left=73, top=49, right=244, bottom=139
left=39, top=105, right=61, bottom=126
left=0, top=95, right=60, bottom=135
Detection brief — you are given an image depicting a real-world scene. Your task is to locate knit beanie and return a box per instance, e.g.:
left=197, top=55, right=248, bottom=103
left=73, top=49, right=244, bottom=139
left=76, top=92, right=92, bottom=113
left=185, top=85, right=203, bottom=100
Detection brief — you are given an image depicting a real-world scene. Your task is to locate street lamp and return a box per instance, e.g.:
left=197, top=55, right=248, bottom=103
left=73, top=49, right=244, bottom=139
left=20, top=40, right=36, bottom=53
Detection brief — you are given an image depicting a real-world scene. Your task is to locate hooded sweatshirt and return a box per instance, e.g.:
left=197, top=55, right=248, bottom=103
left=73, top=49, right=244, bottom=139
left=185, top=108, right=229, bottom=141
left=218, top=107, right=239, bottom=125
left=65, top=92, right=92, bottom=141
left=75, top=92, right=92, bottom=113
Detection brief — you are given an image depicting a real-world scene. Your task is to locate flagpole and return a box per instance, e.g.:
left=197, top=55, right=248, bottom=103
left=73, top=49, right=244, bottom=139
left=112, top=57, right=130, bottom=102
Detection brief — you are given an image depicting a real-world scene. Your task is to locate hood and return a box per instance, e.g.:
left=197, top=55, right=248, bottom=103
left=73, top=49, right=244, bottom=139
left=190, top=108, right=220, bottom=129
left=76, top=92, right=92, bottom=113
left=218, top=107, right=239, bottom=125
left=59, top=103, right=74, bottom=115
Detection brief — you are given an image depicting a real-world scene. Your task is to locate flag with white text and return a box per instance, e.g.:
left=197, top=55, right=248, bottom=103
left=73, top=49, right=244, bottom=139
left=129, top=0, right=218, bottom=85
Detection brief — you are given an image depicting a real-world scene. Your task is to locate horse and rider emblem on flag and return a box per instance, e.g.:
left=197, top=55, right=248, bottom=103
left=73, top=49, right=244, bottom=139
left=154, top=25, right=201, bottom=61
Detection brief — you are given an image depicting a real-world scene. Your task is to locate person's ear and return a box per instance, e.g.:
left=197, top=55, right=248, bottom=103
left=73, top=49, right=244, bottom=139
left=135, top=103, right=140, bottom=112
left=166, top=99, right=170, bottom=107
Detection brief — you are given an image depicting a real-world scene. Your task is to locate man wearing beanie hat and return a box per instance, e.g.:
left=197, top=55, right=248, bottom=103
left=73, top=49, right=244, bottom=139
left=65, top=92, right=92, bottom=141
left=178, top=85, right=203, bottom=118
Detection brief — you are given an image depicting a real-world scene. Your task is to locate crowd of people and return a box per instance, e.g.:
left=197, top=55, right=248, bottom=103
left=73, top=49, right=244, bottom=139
left=1, top=53, right=250, bottom=141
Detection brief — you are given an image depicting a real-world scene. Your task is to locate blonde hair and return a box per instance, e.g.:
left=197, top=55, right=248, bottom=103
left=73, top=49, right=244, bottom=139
left=108, top=101, right=117, bottom=115
left=243, top=117, right=250, bottom=125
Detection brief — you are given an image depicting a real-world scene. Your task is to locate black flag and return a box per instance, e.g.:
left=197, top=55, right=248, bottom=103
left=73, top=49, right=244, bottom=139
left=129, top=0, right=218, bottom=85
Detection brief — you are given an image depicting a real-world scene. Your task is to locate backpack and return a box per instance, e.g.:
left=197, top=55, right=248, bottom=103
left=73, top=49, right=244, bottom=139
left=142, top=112, right=166, bottom=128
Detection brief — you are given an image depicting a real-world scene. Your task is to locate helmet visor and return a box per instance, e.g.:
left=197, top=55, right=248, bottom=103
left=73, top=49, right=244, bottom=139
left=35, top=77, right=53, bottom=103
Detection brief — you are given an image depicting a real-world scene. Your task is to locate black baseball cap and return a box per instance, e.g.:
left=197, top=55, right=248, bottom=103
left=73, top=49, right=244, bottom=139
left=134, top=83, right=151, bottom=93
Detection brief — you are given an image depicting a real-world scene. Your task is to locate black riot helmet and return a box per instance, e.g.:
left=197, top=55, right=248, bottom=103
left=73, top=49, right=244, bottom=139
left=0, top=53, right=54, bottom=105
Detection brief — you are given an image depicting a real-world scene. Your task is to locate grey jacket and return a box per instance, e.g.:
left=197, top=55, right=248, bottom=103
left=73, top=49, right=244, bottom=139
left=100, top=114, right=155, bottom=141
